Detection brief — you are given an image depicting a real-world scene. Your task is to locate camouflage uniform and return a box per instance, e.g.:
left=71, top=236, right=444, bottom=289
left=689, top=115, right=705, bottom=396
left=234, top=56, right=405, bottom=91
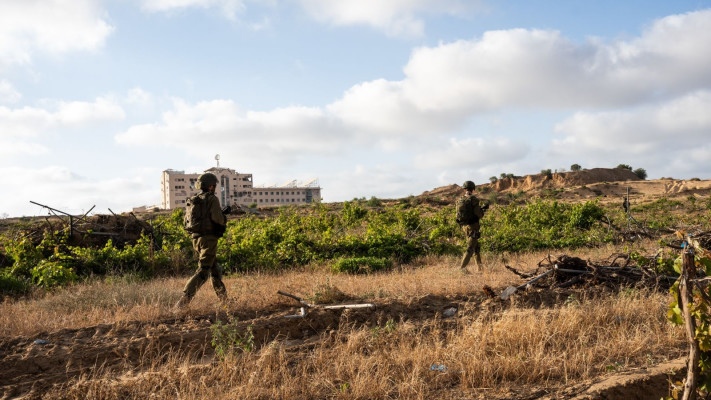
left=178, top=191, right=228, bottom=307
left=459, top=193, right=485, bottom=270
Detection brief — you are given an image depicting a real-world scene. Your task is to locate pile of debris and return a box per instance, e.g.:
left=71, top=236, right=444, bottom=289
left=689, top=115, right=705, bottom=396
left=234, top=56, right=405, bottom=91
left=496, top=254, right=678, bottom=300
left=14, top=201, right=155, bottom=248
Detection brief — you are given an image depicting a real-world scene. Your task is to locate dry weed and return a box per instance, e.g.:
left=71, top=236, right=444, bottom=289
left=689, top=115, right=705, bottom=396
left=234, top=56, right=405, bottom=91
left=41, top=289, right=682, bottom=400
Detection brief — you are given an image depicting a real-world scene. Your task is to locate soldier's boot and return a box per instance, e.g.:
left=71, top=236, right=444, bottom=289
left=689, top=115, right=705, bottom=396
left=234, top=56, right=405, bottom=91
left=215, top=285, right=228, bottom=305
left=174, top=294, right=193, bottom=310
left=473, top=253, right=483, bottom=271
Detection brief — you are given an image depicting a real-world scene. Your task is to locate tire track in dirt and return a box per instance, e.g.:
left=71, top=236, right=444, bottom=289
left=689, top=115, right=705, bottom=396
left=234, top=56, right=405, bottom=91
left=0, top=292, right=484, bottom=399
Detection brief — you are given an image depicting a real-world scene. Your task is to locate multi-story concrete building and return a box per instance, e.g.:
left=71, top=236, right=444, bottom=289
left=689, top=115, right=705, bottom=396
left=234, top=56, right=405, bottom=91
left=161, top=167, right=322, bottom=210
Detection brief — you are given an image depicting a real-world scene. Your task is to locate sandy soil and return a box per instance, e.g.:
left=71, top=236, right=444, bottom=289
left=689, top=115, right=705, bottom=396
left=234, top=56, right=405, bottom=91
left=418, top=168, right=711, bottom=206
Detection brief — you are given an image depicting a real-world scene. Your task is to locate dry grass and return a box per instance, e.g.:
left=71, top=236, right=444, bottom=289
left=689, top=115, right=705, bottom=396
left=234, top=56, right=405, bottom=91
left=2, top=242, right=687, bottom=399
left=46, top=287, right=682, bottom=399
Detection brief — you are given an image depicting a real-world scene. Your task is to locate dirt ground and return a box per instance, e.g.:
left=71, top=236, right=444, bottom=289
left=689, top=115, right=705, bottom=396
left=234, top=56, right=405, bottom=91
left=418, top=168, right=711, bottom=206
left=0, top=284, right=686, bottom=399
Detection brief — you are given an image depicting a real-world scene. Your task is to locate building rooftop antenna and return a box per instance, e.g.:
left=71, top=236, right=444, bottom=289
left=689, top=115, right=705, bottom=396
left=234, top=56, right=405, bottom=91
left=215, top=154, right=220, bottom=168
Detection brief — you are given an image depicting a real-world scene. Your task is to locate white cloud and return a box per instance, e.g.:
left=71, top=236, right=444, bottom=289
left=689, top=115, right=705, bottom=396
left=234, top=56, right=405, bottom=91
left=553, top=90, right=711, bottom=154
left=325, top=163, right=422, bottom=201
left=0, top=0, right=114, bottom=70
left=0, top=80, right=21, bottom=104
left=298, top=0, right=481, bottom=37
left=414, top=137, right=530, bottom=170
left=125, top=87, right=154, bottom=106
left=140, top=0, right=247, bottom=19
left=0, top=96, right=125, bottom=139
left=1, top=166, right=157, bottom=217
left=324, top=9, right=711, bottom=138
left=550, top=90, right=711, bottom=178
left=116, top=98, right=347, bottom=167
left=0, top=141, right=49, bottom=157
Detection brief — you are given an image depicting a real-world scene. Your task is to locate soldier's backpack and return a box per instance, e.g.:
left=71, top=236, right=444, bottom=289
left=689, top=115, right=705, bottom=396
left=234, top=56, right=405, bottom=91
left=456, top=195, right=482, bottom=225
left=184, top=193, right=212, bottom=235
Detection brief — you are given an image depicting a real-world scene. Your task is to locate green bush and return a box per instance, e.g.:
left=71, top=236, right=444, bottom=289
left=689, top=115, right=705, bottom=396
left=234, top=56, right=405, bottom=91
left=481, top=199, right=609, bottom=252
left=0, top=272, right=31, bottom=296
left=633, top=168, right=648, bottom=180
left=366, top=196, right=382, bottom=207
left=211, top=318, right=254, bottom=360
left=331, top=257, right=392, bottom=274
left=0, top=197, right=617, bottom=292
left=31, top=258, right=78, bottom=288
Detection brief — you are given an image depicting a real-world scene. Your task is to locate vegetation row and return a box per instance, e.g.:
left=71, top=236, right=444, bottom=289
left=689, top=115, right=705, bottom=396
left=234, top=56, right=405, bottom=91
left=1, top=194, right=709, bottom=295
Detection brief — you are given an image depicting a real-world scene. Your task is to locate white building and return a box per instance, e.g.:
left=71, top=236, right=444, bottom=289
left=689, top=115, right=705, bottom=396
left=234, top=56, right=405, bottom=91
left=161, top=167, right=322, bottom=210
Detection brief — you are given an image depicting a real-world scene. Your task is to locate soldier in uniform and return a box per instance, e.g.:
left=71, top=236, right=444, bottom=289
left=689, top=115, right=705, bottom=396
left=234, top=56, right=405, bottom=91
left=456, top=180, right=488, bottom=271
left=175, top=173, right=229, bottom=309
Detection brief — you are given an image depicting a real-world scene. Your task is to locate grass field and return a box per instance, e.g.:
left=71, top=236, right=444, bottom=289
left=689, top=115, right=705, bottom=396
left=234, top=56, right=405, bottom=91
left=1, top=244, right=686, bottom=399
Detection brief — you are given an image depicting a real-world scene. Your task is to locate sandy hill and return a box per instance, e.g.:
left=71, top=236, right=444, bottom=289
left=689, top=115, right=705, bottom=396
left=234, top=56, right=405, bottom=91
left=418, top=168, right=711, bottom=205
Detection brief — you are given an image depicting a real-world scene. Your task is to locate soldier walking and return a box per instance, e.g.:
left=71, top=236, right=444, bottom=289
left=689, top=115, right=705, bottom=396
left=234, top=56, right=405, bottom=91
left=176, top=173, right=230, bottom=309
left=456, top=180, right=488, bottom=271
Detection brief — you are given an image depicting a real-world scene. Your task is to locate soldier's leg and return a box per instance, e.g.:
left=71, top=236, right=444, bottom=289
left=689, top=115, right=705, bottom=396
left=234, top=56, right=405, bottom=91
left=472, top=238, right=482, bottom=271
left=211, top=263, right=228, bottom=301
left=176, top=238, right=213, bottom=308
left=460, top=226, right=475, bottom=269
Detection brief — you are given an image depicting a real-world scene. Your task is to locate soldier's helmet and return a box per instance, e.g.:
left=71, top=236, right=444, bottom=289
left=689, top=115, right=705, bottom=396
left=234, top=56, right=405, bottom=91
left=462, top=180, right=476, bottom=190
left=197, top=173, right=219, bottom=190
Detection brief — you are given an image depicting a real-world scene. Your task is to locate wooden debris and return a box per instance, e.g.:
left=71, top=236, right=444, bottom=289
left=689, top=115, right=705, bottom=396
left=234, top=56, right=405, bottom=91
left=501, top=253, right=677, bottom=297
left=22, top=200, right=154, bottom=248
left=277, top=290, right=375, bottom=319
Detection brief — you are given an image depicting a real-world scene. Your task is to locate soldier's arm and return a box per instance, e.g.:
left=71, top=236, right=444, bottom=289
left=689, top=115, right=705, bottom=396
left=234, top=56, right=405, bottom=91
left=473, top=197, right=485, bottom=219
left=209, top=197, right=226, bottom=226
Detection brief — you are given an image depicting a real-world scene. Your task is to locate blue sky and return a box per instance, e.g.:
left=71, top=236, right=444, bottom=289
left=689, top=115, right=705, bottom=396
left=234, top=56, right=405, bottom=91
left=2, top=0, right=711, bottom=217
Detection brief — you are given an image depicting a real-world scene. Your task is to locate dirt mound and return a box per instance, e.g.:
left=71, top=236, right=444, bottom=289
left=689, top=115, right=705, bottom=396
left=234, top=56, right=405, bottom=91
left=417, top=168, right=642, bottom=203
left=492, top=168, right=641, bottom=193
left=417, top=183, right=463, bottom=203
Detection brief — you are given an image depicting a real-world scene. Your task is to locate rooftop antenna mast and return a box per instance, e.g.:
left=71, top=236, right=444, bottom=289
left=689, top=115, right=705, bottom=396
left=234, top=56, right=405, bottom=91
left=215, top=154, right=220, bottom=168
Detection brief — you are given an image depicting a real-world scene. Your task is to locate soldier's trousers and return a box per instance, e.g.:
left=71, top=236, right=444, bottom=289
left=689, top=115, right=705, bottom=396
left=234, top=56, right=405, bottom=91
left=183, top=236, right=227, bottom=300
left=460, top=224, right=481, bottom=268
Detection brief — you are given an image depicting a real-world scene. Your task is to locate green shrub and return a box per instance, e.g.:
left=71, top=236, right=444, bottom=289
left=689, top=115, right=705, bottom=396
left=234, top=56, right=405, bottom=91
left=331, top=257, right=392, bottom=274
left=0, top=272, right=31, bottom=296
left=31, top=259, right=78, bottom=288
left=481, top=199, right=609, bottom=252
left=571, top=164, right=582, bottom=171
left=633, top=168, right=647, bottom=180
left=366, top=196, right=382, bottom=207
left=211, top=318, right=254, bottom=360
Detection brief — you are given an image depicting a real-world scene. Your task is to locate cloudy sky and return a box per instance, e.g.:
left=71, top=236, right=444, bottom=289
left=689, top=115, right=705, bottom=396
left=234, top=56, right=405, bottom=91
left=2, top=0, right=711, bottom=217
